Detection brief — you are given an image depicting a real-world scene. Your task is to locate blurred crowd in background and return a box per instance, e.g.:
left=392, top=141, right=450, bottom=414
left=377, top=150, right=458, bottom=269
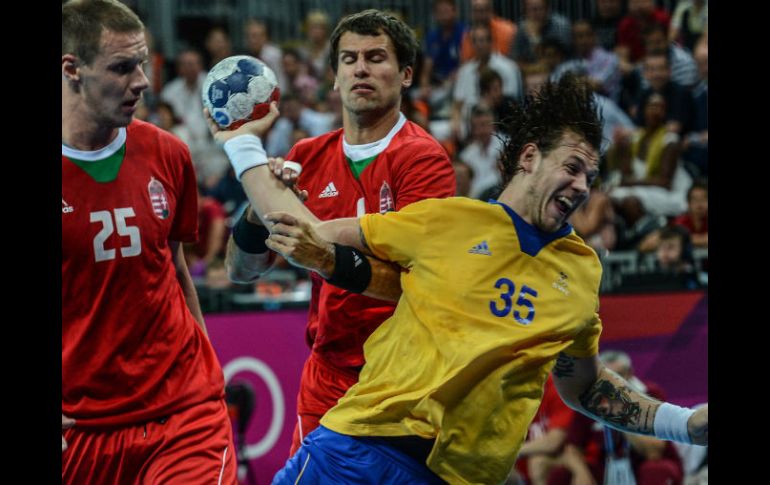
left=126, top=0, right=707, bottom=308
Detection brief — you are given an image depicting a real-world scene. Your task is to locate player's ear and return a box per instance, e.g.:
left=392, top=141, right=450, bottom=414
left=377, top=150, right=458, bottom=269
left=518, top=143, right=540, bottom=174
left=62, top=54, right=81, bottom=84
left=400, top=66, right=413, bottom=89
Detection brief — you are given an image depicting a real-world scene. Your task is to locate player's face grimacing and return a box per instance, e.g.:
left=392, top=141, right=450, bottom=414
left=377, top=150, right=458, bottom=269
left=78, top=30, right=149, bottom=128
left=527, top=131, right=599, bottom=233
left=334, top=31, right=413, bottom=116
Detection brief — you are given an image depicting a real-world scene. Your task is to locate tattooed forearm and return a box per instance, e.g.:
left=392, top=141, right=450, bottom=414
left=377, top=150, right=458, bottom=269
left=553, top=352, right=576, bottom=378
left=579, top=379, right=647, bottom=432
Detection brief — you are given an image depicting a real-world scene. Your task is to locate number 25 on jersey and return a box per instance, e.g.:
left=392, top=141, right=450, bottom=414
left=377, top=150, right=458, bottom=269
left=90, top=208, right=142, bottom=262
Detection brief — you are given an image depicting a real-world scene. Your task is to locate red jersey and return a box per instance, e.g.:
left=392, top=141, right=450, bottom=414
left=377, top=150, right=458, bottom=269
left=62, top=120, right=224, bottom=427
left=286, top=119, right=455, bottom=369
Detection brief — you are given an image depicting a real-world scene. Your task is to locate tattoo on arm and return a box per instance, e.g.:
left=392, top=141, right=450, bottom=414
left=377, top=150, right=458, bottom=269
left=553, top=352, right=576, bottom=378
left=579, top=379, right=646, bottom=432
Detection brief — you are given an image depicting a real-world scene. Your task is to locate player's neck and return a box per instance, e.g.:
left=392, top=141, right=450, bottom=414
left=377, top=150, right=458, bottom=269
left=62, top=118, right=121, bottom=152
left=343, top=106, right=401, bottom=145
left=62, top=95, right=124, bottom=151
left=497, top=181, right=532, bottom=224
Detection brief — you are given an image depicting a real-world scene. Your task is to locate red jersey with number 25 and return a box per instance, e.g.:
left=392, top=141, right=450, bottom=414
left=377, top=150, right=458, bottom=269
left=62, top=120, right=224, bottom=427
left=286, top=120, right=455, bottom=369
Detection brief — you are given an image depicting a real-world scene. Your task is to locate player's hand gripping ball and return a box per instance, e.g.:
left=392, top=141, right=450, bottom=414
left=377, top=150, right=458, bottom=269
left=201, top=55, right=281, bottom=130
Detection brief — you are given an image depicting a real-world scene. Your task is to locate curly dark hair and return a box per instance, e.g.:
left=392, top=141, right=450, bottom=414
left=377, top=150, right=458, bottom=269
left=329, top=9, right=419, bottom=74
left=498, top=73, right=603, bottom=186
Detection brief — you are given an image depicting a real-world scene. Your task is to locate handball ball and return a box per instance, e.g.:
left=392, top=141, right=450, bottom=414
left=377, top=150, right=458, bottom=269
left=201, top=55, right=280, bottom=130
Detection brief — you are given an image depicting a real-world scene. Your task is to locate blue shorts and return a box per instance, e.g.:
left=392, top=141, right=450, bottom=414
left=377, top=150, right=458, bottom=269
left=272, top=425, right=446, bottom=484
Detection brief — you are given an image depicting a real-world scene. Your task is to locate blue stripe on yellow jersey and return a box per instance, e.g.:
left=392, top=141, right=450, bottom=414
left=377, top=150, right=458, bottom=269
left=320, top=196, right=603, bottom=485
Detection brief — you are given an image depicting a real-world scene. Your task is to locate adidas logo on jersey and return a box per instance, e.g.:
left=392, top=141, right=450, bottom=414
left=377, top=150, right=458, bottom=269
left=62, top=198, right=74, bottom=213
left=319, top=182, right=339, bottom=198
left=468, top=241, right=491, bottom=256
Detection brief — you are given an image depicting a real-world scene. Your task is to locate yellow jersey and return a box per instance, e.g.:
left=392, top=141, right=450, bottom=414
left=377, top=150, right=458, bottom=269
left=320, top=197, right=603, bottom=485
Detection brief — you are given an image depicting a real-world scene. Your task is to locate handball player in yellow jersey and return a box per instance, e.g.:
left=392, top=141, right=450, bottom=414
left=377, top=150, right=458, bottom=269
left=214, top=73, right=707, bottom=485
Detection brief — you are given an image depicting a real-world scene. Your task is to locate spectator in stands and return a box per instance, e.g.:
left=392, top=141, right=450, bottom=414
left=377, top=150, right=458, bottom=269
left=607, top=93, right=691, bottom=224
left=452, top=23, right=523, bottom=141
left=281, top=47, right=320, bottom=105
left=458, top=104, right=505, bottom=198
left=460, top=0, right=517, bottom=62
left=243, top=18, right=288, bottom=91
left=591, top=84, right=636, bottom=155
left=674, top=180, right=708, bottom=248
left=204, top=26, right=233, bottom=69
left=616, top=0, right=671, bottom=64
left=478, top=67, right=516, bottom=123
left=521, top=62, right=550, bottom=95
left=642, top=23, right=697, bottom=88
left=265, top=93, right=335, bottom=158
left=160, top=48, right=218, bottom=170
left=453, top=160, right=474, bottom=197
left=538, top=37, right=569, bottom=76
left=655, top=225, right=694, bottom=276
left=186, top=189, right=228, bottom=278
left=510, top=375, right=577, bottom=485
left=510, top=0, right=572, bottom=67
left=682, top=38, right=707, bottom=177
left=419, top=0, right=466, bottom=108
left=634, top=53, right=693, bottom=134
left=669, top=0, right=708, bottom=52
left=155, top=100, right=194, bottom=150
left=552, top=20, right=622, bottom=102
left=299, top=10, right=332, bottom=79
left=592, top=0, right=625, bottom=51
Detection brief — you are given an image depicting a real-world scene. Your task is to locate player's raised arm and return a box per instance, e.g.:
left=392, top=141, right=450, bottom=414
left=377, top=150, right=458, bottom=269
left=204, top=103, right=318, bottom=226
left=208, top=105, right=403, bottom=301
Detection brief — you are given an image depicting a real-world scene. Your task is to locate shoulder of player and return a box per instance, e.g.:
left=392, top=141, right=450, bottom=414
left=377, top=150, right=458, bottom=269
left=555, top=232, right=604, bottom=276
left=289, top=128, right=343, bottom=157
left=127, top=119, right=192, bottom=171
left=395, top=196, right=484, bottom=216
left=127, top=119, right=183, bottom=146
left=388, top=124, right=448, bottom=161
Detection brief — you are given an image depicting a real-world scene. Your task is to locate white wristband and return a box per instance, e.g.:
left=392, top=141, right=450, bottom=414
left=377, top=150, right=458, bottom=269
left=653, top=402, right=695, bottom=444
left=223, top=134, right=268, bottom=181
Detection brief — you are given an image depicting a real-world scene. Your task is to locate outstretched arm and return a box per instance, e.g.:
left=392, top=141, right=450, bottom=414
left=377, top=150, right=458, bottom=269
left=266, top=212, right=403, bottom=302
left=551, top=353, right=707, bottom=445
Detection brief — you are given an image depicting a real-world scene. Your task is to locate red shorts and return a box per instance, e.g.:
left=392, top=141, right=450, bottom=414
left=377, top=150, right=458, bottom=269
left=289, top=352, right=360, bottom=456
left=62, top=399, right=237, bottom=485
